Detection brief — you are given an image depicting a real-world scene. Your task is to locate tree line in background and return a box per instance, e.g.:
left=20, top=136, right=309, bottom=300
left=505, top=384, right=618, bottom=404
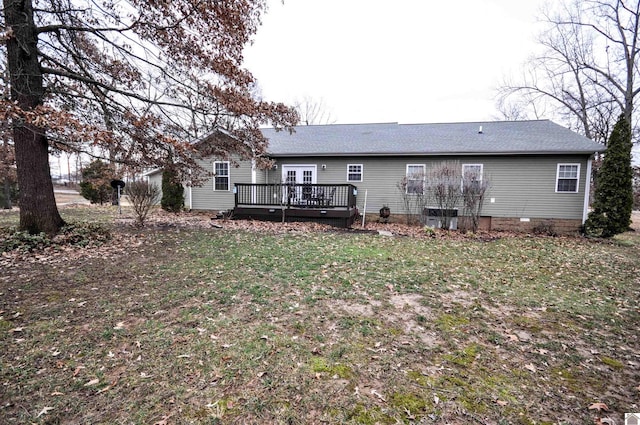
left=498, top=0, right=639, bottom=143
left=499, top=0, right=640, bottom=236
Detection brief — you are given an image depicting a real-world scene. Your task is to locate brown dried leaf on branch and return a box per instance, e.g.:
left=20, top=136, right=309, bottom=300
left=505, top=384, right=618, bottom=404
left=4, top=0, right=299, bottom=235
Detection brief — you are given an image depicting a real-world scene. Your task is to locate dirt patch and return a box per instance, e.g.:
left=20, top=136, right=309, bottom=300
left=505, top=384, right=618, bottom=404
left=329, top=301, right=377, bottom=317
left=389, top=293, right=424, bottom=309
left=328, top=294, right=439, bottom=347
left=439, top=289, right=479, bottom=308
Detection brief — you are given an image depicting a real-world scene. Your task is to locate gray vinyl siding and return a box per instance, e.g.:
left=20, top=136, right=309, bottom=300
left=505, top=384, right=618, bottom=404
left=269, top=155, right=590, bottom=220
left=255, top=165, right=267, bottom=184
left=263, top=166, right=281, bottom=183
left=144, top=169, right=194, bottom=209
left=190, top=158, right=253, bottom=211
left=481, top=155, right=588, bottom=220
left=184, top=154, right=591, bottom=219
left=146, top=171, right=163, bottom=205
left=270, top=156, right=408, bottom=212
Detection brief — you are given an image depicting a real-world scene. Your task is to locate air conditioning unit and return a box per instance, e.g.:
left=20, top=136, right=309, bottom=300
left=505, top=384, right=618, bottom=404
left=423, top=208, right=458, bottom=230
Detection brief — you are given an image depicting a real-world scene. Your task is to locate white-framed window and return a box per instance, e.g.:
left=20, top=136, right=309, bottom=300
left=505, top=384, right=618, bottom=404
left=213, top=161, right=230, bottom=191
left=285, top=170, right=296, bottom=184
left=303, top=170, right=313, bottom=184
left=556, top=163, right=580, bottom=193
left=406, top=164, right=425, bottom=194
left=347, top=164, right=363, bottom=182
left=462, top=164, right=483, bottom=191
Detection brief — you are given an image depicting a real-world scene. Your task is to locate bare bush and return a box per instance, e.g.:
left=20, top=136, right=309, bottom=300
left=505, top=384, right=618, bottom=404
left=425, top=162, right=463, bottom=230
left=532, top=220, right=558, bottom=237
left=461, top=168, right=489, bottom=233
left=127, top=181, right=161, bottom=227
left=396, top=174, right=426, bottom=224
left=397, top=161, right=489, bottom=231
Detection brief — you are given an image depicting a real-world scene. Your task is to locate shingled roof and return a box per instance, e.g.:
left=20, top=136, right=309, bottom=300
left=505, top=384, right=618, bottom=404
left=261, top=120, right=604, bottom=157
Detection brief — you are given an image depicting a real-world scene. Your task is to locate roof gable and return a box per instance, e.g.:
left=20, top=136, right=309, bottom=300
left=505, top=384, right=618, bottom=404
left=261, top=120, right=604, bottom=157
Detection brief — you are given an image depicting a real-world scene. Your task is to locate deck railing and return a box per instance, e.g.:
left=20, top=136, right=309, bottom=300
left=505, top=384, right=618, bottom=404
left=234, top=183, right=357, bottom=209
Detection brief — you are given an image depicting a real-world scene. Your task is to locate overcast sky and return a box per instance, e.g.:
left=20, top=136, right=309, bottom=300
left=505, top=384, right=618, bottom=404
left=244, top=0, right=549, bottom=125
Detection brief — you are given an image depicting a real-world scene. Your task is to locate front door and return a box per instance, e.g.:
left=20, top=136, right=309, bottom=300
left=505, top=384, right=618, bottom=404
left=282, top=165, right=316, bottom=204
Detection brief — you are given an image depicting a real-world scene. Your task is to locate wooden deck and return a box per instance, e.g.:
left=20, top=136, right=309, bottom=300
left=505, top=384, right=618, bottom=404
left=233, top=184, right=359, bottom=227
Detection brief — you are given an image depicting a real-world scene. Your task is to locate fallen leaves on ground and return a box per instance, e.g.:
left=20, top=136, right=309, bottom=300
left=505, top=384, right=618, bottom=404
left=589, top=402, right=610, bottom=412
left=36, top=406, right=54, bottom=418
left=0, top=205, right=638, bottom=424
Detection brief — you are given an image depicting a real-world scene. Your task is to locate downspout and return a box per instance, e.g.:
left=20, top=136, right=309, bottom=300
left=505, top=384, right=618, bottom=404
left=251, top=159, right=257, bottom=184
left=582, top=157, right=593, bottom=224
left=187, top=168, right=193, bottom=210
left=251, top=159, right=257, bottom=204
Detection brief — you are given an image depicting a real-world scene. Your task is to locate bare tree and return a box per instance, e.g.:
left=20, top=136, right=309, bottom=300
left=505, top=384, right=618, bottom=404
left=0, top=56, right=14, bottom=209
left=633, top=165, right=640, bottom=209
left=498, top=0, right=640, bottom=144
left=1, top=0, right=298, bottom=234
left=494, top=91, right=548, bottom=122
left=293, top=96, right=336, bottom=125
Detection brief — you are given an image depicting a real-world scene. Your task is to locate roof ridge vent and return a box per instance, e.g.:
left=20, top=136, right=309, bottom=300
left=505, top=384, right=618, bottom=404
left=478, top=125, right=483, bottom=134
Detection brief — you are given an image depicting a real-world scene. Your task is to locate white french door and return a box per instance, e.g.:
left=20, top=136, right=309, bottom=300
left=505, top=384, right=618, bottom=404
left=281, top=165, right=316, bottom=204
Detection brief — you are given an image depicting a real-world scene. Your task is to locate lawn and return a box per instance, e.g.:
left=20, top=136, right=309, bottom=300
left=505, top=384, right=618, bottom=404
left=0, top=206, right=639, bottom=424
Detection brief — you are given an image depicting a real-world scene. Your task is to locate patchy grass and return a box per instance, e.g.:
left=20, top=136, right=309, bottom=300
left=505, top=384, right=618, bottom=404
left=0, top=206, right=639, bottom=424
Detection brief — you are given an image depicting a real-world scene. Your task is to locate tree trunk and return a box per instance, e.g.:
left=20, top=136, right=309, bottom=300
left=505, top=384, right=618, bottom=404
left=14, top=125, right=64, bottom=234
left=4, top=0, right=64, bottom=234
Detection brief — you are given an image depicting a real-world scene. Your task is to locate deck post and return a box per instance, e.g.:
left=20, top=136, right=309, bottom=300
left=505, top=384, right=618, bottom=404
left=234, top=184, right=238, bottom=207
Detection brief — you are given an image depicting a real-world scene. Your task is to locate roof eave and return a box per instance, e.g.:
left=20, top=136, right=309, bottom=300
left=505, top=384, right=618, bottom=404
left=142, top=168, right=163, bottom=177
left=267, top=150, right=604, bottom=157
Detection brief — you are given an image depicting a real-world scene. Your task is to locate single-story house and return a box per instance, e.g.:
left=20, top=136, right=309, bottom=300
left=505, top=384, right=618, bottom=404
left=147, top=120, right=605, bottom=233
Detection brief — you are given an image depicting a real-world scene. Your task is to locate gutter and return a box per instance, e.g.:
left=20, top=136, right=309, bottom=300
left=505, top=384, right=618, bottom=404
left=267, top=151, right=605, bottom=157
left=142, top=167, right=163, bottom=177
left=582, top=158, right=593, bottom=224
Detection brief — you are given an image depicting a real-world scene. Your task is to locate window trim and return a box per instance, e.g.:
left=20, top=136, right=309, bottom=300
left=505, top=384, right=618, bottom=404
left=462, top=163, right=483, bottom=192
left=555, top=163, right=580, bottom=193
left=406, top=164, right=426, bottom=195
left=213, top=160, right=230, bottom=191
left=462, top=163, right=483, bottom=182
left=346, top=163, right=363, bottom=182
